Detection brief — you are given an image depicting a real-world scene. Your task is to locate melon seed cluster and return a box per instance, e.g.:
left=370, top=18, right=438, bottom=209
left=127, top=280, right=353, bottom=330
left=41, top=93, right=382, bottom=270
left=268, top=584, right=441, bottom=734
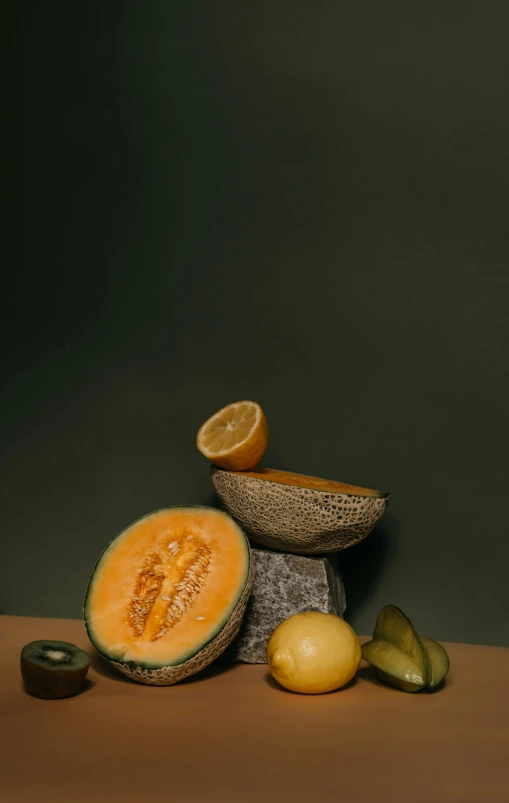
left=128, top=536, right=212, bottom=641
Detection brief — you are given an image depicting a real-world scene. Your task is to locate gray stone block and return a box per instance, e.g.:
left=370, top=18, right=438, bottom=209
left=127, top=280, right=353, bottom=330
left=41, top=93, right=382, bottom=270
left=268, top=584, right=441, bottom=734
left=221, top=547, right=346, bottom=664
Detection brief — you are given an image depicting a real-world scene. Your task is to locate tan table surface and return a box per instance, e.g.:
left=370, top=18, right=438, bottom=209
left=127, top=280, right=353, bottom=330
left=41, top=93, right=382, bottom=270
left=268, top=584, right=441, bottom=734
left=1, top=615, right=508, bottom=803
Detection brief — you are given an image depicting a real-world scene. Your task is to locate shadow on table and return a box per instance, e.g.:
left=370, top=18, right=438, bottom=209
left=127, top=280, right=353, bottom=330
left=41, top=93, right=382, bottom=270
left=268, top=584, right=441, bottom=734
left=355, top=664, right=379, bottom=686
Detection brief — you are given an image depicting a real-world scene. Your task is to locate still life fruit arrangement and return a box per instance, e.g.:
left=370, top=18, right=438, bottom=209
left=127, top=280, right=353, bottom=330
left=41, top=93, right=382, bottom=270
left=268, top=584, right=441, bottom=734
left=20, top=400, right=450, bottom=699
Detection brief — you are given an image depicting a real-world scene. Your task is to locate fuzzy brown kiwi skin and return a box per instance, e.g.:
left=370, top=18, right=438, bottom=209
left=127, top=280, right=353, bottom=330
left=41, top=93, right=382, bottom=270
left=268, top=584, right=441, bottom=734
left=20, top=650, right=90, bottom=699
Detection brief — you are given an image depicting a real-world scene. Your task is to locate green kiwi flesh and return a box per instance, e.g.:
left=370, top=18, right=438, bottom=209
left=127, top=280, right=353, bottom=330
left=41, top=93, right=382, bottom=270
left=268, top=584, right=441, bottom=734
left=20, top=640, right=90, bottom=699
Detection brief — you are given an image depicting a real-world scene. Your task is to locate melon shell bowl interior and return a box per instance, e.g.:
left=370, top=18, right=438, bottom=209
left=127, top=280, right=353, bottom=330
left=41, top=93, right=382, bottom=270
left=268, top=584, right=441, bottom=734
left=211, top=466, right=391, bottom=554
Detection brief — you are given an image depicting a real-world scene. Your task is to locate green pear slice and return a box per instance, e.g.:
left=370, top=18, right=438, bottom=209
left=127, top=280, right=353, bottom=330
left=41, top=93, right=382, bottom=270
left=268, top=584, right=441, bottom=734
left=361, top=604, right=430, bottom=690
left=421, top=637, right=450, bottom=688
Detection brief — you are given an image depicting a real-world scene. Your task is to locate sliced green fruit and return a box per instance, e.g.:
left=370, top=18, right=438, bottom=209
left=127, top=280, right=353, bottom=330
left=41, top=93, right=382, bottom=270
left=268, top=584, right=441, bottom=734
left=420, top=636, right=450, bottom=689
left=374, top=668, right=423, bottom=693
left=362, top=638, right=427, bottom=691
left=361, top=605, right=450, bottom=693
left=20, top=640, right=90, bottom=699
left=371, top=604, right=429, bottom=685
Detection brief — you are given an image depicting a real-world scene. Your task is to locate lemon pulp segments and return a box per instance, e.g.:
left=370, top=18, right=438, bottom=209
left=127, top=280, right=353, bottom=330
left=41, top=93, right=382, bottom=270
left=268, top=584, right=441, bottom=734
left=196, top=401, right=268, bottom=471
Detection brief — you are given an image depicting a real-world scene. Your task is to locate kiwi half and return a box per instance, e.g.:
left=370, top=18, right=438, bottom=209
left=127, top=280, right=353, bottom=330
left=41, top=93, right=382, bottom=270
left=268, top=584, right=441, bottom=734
left=21, top=640, right=90, bottom=699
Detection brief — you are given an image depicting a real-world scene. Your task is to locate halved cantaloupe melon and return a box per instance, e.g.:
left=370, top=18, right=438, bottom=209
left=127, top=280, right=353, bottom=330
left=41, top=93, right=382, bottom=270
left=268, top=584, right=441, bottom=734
left=84, top=506, right=253, bottom=685
left=211, top=466, right=390, bottom=554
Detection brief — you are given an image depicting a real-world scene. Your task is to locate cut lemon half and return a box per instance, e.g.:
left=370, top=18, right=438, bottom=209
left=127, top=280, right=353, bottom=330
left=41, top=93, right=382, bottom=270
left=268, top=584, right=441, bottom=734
left=196, top=400, right=269, bottom=471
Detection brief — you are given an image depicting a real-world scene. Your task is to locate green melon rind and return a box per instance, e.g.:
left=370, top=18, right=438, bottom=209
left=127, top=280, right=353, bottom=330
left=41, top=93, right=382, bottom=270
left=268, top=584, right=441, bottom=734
left=83, top=506, right=253, bottom=681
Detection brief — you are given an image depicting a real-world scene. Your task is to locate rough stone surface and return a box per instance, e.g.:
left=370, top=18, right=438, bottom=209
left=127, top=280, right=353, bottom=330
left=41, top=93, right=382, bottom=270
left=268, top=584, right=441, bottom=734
left=220, top=547, right=346, bottom=664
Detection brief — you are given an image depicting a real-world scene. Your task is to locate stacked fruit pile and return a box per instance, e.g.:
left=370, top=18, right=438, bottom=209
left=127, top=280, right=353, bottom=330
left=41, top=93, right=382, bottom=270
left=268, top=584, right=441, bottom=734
left=198, top=401, right=390, bottom=555
left=19, top=400, right=450, bottom=699
left=195, top=399, right=388, bottom=691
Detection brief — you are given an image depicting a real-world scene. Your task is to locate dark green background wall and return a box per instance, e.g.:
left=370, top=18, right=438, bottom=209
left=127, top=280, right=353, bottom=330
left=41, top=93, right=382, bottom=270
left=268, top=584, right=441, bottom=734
left=5, top=1, right=508, bottom=645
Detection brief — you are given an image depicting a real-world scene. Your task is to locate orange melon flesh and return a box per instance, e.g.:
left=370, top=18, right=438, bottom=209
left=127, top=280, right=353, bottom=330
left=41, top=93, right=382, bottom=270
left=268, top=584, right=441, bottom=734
left=229, top=467, right=387, bottom=498
left=84, top=507, right=250, bottom=669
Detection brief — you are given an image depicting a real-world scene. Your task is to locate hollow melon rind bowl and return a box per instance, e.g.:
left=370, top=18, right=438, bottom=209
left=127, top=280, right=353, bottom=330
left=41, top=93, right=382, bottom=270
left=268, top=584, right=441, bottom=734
left=211, top=467, right=390, bottom=554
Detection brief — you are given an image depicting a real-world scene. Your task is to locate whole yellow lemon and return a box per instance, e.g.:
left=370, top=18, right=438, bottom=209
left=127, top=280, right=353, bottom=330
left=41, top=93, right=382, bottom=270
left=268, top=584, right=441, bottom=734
left=267, top=612, right=361, bottom=694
